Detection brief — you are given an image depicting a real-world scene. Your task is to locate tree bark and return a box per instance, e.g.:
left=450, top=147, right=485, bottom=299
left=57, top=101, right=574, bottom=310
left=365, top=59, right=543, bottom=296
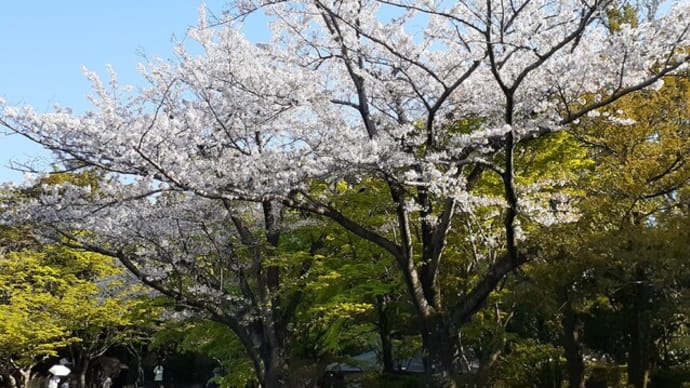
left=376, top=295, right=395, bottom=374
left=16, top=368, right=30, bottom=388
left=125, top=345, right=145, bottom=388
left=421, top=314, right=462, bottom=388
left=561, top=300, right=585, bottom=388
left=80, top=359, right=89, bottom=388
left=472, top=348, right=502, bottom=388
left=627, top=267, right=651, bottom=388
left=260, top=346, right=288, bottom=388
left=7, top=374, right=18, bottom=388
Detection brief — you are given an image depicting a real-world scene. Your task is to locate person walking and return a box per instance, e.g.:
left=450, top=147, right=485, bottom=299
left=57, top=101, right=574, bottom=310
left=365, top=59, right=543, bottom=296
left=47, top=375, right=61, bottom=388
left=48, top=359, right=70, bottom=388
left=153, top=364, right=164, bottom=388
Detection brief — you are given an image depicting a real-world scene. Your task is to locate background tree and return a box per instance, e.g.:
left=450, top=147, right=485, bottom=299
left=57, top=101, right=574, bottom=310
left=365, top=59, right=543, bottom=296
left=152, top=318, right=259, bottom=388
left=288, top=180, right=418, bottom=378
left=9, top=187, right=326, bottom=387
left=54, top=249, right=151, bottom=388
left=0, top=238, right=147, bottom=388
left=571, top=72, right=690, bottom=388
left=0, top=248, right=75, bottom=388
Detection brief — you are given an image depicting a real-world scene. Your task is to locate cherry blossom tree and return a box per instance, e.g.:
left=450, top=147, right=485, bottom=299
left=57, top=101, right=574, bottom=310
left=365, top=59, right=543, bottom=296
left=2, top=0, right=690, bottom=386
left=4, top=177, right=324, bottom=387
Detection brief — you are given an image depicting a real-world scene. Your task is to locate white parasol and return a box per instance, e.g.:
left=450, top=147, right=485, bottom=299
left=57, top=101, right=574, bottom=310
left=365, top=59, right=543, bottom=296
left=48, top=364, right=71, bottom=376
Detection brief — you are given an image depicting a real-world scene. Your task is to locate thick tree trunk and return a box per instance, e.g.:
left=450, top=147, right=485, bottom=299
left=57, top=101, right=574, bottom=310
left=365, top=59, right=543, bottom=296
left=627, top=267, right=651, bottom=388
left=376, top=295, right=395, bottom=373
left=17, top=368, right=30, bottom=388
left=78, top=359, right=90, bottom=388
left=561, top=301, right=585, bottom=388
left=380, top=332, right=395, bottom=374
left=125, top=345, right=145, bottom=388
left=472, top=349, right=502, bottom=388
left=421, top=315, right=462, bottom=388
left=244, top=313, right=294, bottom=388
left=259, top=347, right=288, bottom=388
left=628, top=329, right=650, bottom=388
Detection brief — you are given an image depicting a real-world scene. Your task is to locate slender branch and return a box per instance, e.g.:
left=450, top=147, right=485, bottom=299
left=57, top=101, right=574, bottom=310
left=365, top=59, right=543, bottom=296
left=281, top=190, right=403, bottom=259
left=561, top=55, right=690, bottom=126
left=451, top=250, right=533, bottom=325
left=316, top=2, right=378, bottom=138
left=425, top=60, right=482, bottom=148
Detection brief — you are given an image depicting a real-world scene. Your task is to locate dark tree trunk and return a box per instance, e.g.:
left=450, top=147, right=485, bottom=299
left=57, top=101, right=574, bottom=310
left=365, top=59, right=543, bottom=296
left=627, top=267, right=651, bottom=388
left=472, top=349, right=502, bottom=388
left=561, top=301, right=585, bottom=388
left=125, top=345, right=145, bottom=388
left=380, top=332, right=395, bottom=374
left=376, top=295, right=395, bottom=373
left=421, top=315, right=462, bottom=388
left=259, top=346, right=288, bottom=388
left=78, top=359, right=90, bottom=388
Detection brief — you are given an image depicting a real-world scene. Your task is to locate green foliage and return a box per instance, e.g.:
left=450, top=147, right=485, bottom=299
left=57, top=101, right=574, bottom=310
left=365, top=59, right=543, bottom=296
left=449, top=71, right=690, bottom=387
left=571, top=74, right=690, bottom=370
left=296, top=256, right=382, bottom=357
left=586, top=364, right=627, bottom=388
left=606, top=3, right=639, bottom=32
left=496, top=73, right=690, bottom=387
left=493, top=340, right=563, bottom=388
left=651, top=368, right=690, bottom=388
left=152, top=319, right=257, bottom=388
left=0, top=232, right=153, bottom=373
left=285, top=185, right=410, bottom=360
left=358, top=372, right=426, bottom=388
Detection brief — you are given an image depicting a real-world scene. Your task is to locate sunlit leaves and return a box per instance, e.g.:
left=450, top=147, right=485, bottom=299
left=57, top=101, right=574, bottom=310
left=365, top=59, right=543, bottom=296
left=0, top=237, right=149, bottom=370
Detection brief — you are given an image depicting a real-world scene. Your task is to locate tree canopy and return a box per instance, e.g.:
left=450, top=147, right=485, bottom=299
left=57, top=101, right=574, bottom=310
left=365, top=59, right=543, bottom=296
left=0, top=232, right=152, bottom=388
left=1, top=1, right=690, bottom=387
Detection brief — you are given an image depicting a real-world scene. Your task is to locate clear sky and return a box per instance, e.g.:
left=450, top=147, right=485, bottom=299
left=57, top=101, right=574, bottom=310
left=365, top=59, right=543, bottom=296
left=0, top=1, right=269, bottom=184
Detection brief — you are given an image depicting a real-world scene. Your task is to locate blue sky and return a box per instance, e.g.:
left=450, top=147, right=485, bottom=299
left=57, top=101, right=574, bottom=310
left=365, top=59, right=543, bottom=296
left=0, top=1, right=269, bottom=184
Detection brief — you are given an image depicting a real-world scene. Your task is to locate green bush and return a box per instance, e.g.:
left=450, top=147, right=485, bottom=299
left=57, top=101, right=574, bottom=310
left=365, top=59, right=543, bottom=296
left=357, top=372, right=425, bottom=388
left=493, top=340, right=564, bottom=387
left=585, top=365, right=626, bottom=388
left=650, top=368, right=690, bottom=388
